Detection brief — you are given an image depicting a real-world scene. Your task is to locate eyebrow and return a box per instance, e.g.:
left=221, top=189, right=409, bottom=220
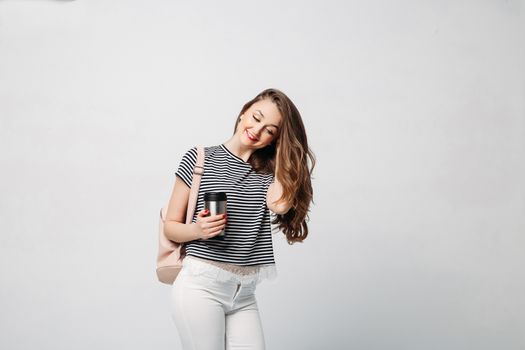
left=255, top=109, right=279, bottom=129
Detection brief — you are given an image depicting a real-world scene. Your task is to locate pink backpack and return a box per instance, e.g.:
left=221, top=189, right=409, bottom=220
left=156, top=146, right=205, bottom=284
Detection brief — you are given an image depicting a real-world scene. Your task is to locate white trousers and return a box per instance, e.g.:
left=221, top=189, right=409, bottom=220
left=170, top=257, right=266, bottom=350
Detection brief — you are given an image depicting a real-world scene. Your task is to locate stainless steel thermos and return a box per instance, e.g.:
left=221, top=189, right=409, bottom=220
left=204, top=192, right=227, bottom=237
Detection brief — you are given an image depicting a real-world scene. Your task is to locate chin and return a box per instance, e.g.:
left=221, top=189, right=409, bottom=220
left=246, top=142, right=264, bottom=150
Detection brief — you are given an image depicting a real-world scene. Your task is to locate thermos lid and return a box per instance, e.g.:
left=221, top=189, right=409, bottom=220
left=204, top=192, right=227, bottom=201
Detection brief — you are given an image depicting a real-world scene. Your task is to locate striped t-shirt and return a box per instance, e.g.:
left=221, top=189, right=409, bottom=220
left=175, top=144, right=275, bottom=266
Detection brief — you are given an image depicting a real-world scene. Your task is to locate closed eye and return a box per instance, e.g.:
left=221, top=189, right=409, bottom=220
left=253, top=115, right=275, bottom=135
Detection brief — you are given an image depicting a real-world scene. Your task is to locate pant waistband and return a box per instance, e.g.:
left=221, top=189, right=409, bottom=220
left=182, top=256, right=268, bottom=285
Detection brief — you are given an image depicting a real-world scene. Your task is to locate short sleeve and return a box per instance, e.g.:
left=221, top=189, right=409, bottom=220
left=175, top=147, right=197, bottom=188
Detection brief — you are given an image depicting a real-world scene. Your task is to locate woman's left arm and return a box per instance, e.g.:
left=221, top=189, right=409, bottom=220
left=266, top=146, right=293, bottom=215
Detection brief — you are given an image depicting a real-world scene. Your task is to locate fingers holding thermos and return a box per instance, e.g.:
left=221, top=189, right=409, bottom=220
left=194, top=192, right=228, bottom=240
left=204, top=192, right=228, bottom=238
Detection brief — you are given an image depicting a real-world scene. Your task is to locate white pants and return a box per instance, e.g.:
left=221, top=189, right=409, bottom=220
left=170, top=257, right=266, bottom=350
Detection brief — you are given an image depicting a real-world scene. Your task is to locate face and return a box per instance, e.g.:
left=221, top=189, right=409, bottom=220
left=237, top=99, right=282, bottom=149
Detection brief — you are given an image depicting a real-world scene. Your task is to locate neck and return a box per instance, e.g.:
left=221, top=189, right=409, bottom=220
left=223, top=136, right=254, bottom=162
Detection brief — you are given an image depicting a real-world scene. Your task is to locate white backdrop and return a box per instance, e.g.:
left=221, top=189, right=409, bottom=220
left=1, top=1, right=524, bottom=349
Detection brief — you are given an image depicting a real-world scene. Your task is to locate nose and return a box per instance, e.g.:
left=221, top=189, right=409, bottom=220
left=252, top=124, right=264, bottom=135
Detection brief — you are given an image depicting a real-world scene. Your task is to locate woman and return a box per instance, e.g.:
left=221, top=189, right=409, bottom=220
left=164, top=88, right=315, bottom=350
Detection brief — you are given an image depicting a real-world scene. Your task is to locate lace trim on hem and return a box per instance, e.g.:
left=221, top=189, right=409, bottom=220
left=182, top=256, right=277, bottom=285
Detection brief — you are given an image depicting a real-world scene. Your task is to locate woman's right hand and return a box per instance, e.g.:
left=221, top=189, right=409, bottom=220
left=192, top=209, right=227, bottom=240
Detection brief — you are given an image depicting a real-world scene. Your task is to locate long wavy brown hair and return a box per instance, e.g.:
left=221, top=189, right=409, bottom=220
left=233, top=88, right=316, bottom=244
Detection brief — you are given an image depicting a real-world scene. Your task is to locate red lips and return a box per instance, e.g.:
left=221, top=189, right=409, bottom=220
left=245, top=129, right=259, bottom=141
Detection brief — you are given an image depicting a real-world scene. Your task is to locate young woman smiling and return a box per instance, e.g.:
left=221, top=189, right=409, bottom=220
left=164, top=88, right=315, bottom=350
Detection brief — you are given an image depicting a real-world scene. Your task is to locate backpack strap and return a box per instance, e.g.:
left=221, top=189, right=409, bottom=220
left=185, top=146, right=205, bottom=224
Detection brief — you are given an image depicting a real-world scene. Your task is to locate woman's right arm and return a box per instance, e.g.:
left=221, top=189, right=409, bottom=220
left=163, top=176, right=227, bottom=243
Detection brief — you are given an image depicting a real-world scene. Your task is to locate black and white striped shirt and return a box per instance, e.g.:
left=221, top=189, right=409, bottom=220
left=175, top=144, right=275, bottom=266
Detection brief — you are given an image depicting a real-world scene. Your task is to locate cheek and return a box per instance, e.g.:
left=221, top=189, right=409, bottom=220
left=261, top=133, right=275, bottom=143
left=239, top=119, right=251, bottom=131
left=237, top=120, right=246, bottom=133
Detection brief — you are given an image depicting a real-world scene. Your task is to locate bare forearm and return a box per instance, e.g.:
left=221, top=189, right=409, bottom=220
left=268, top=178, right=284, bottom=203
left=268, top=149, right=292, bottom=214
left=268, top=178, right=292, bottom=214
left=163, top=220, right=199, bottom=243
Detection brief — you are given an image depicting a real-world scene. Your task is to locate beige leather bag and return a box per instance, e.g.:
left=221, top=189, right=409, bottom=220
left=156, top=146, right=205, bottom=284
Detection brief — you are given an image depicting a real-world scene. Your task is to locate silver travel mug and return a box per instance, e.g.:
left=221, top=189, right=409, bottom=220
left=204, top=192, right=227, bottom=237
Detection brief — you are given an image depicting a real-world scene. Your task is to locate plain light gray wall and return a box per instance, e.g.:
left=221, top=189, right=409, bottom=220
left=1, top=0, right=524, bottom=349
